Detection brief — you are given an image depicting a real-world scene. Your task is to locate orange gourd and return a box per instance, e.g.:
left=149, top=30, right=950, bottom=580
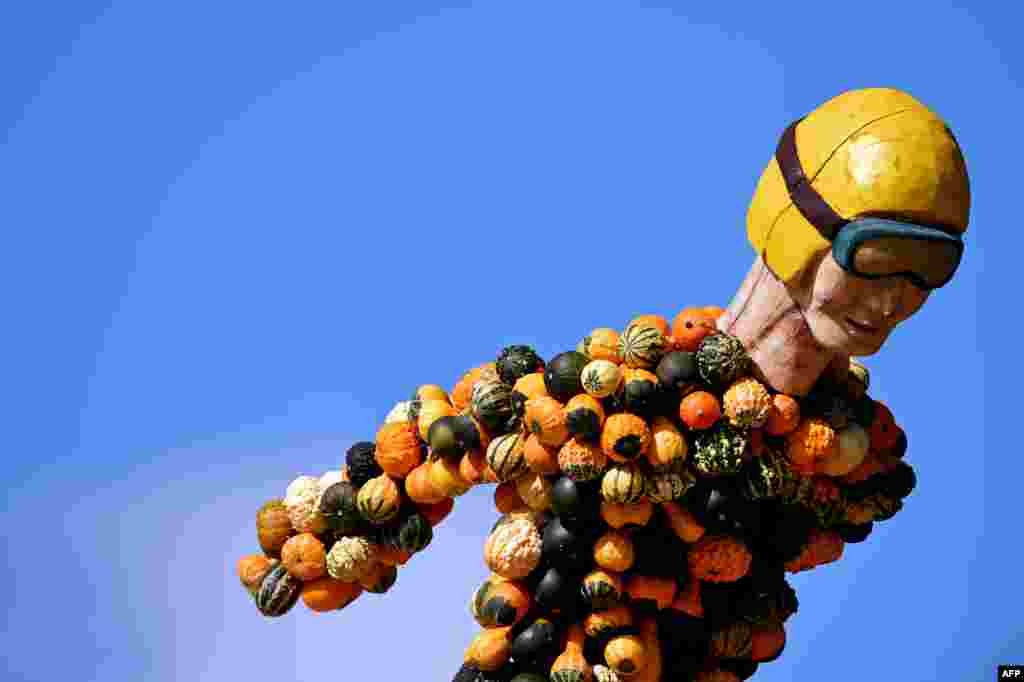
left=680, top=391, right=722, bottom=430
left=429, top=458, right=472, bottom=497
left=514, top=371, right=550, bottom=400
left=600, top=499, right=653, bottom=529
left=584, top=605, right=633, bottom=638
left=524, top=433, right=562, bottom=475
left=525, top=396, right=571, bottom=447
left=582, top=327, right=622, bottom=363
left=605, top=634, right=647, bottom=677
left=625, top=575, right=677, bottom=611
left=688, top=535, right=753, bottom=583
left=414, top=384, right=450, bottom=403
left=237, top=554, right=276, bottom=594
left=646, top=416, right=688, bottom=471
left=459, top=449, right=488, bottom=485
left=786, top=418, right=838, bottom=466
left=751, top=623, right=786, bottom=661
left=632, top=618, right=663, bottom=682
left=405, top=461, right=445, bottom=505
left=280, top=533, right=327, bottom=581
left=764, top=394, right=801, bottom=436
left=601, top=413, right=651, bottom=464
left=464, top=626, right=513, bottom=671
left=451, top=364, right=489, bottom=412
left=593, top=530, right=635, bottom=572
left=671, top=307, right=718, bottom=352
left=630, top=314, right=671, bottom=338
left=375, top=422, right=424, bottom=479
left=418, top=496, right=455, bottom=527
left=300, top=576, right=362, bottom=613
left=869, top=400, right=901, bottom=451
left=670, top=578, right=703, bottom=618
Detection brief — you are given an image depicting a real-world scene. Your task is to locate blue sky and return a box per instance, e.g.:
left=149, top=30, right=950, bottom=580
left=1, top=1, right=1018, bottom=680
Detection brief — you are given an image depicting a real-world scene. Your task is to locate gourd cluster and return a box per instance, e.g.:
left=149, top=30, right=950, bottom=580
left=235, top=307, right=916, bottom=682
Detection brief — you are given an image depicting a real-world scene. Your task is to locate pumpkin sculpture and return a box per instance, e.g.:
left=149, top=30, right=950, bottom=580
left=235, top=309, right=918, bottom=682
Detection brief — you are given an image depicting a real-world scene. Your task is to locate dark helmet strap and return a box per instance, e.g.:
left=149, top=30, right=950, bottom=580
left=775, top=118, right=849, bottom=240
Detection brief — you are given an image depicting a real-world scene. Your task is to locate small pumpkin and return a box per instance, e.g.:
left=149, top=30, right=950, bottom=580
left=696, top=332, right=752, bottom=390
left=751, top=623, right=786, bottom=662
left=256, top=499, right=294, bottom=558
left=429, top=457, right=473, bottom=497
left=483, top=516, right=543, bottom=580
left=237, top=554, right=276, bottom=595
left=356, top=474, right=401, bottom=525
left=601, top=499, right=653, bottom=528
left=585, top=605, right=634, bottom=638
left=404, top=461, right=446, bottom=505
left=464, top=626, right=514, bottom=672
left=869, top=400, right=901, bottom=451
left=514, top=371, right=550, bottom=400
left=255, top=562, right=302, bottom=617
left=472, top=575, right=532, bottom=628
left=582, top=569, right=625, bottom=610
left=318, top=481, right=364, bottom=537
left=358, top=560, right=398, bottom=594
left=558, top=437, right=609, bottom=482
left=524, top=433, right=561, bottom=475
left=671, top=307, right=718, bottom=352
left=656, top=351, right=701, bottom=397
left=280, top=532, right=327, bottom=581
left=581, top=360, right=624, bottom=399
left=551, top=623, right=592, bottom=682
left=765, top=393, right=802, bottom=436
left=688, top=535, right=752, bottom=583
left=515, top=471, right=553, bottom=512
left=472, top=380, right=526, bottom=436
left=646, top=416, right=688, bottom=471
left=374, top=422, right=424, bottom=479
left=487, top=432, right=530, bottom=483
left=325, top=536, right=376, bottom=582
left=601, top=464, right=647, bottom=504
left=604, top=634, right=647, bottom=677
left=625, top=574, right=677, bottom=611
left=497, top=345, right=546, bottom=385
left=565, top=394, right=606, bottom=443
left=661, top=501, right=706, bottom=543
left=413, top=384, right=450, bottom=404
left=300, top=576, right=362, bottom=612
left=619, top=321, right=667, bottom=370
left=593, top=530, right=635, bottom=573
left=722, top=377, right=772, bottom=429
left=525, top=396, right=571, bottom=447
left=601, top=413, right=651, bottom=463
left=451, top=364, right=489, bottom=412
left=786, top=417, right=838, bottom=469
left=418, top=399, right=458, bottom=442
left=670, top=577, right=704, bottom=618
left=285, top=475, right=328, bottom=535
left=680, top=391, right=722, bottom=430
left=544, top=351, right=589, bottom=402
left=582, top=327, right=623, bottom=363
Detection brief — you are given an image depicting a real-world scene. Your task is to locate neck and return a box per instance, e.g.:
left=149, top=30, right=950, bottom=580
left=716, top=255, right=847, bottom=397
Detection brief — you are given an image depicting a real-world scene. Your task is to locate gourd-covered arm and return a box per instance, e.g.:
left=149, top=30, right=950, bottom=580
left=235, top=306, right=916, bottom=681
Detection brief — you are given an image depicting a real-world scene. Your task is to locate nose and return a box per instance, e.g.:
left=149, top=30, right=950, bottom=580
left=870, top=278, right=909, bottom=320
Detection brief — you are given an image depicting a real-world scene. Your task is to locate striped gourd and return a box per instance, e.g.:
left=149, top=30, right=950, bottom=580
left=486, top=432, right=529, bottom=482
left=383, top=512, right=433, bottom=554
left=582, top=569, right=624, bottom=610
left=255, top=562, right=301, bottom=617
left=356, top=474, right=401, bottom=525
left=601, top=464, right=646, bottom=504
left=645, top=470, right=693, bottom=504
left=472, top=380, right=524, bottom=436
left=618, top=322, right=667, bottom=370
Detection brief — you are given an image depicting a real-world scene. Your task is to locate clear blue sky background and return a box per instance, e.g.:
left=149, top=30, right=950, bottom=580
left=1, top=2, right=1017, bottom=680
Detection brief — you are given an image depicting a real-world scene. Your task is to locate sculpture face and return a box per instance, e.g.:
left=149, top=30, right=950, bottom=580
left=794, top=249, right=930, bottom=357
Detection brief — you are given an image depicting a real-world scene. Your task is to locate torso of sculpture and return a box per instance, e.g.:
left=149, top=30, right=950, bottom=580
left=234, top=87, right=971, bottom=681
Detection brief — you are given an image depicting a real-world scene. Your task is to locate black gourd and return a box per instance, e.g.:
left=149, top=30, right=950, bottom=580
left=544, top=352, right=588, bottom=403
left=345, top=441, right=382, bottom=488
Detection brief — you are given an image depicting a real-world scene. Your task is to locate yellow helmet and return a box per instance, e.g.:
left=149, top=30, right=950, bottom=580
left=747, top=87, right=971, bottom=284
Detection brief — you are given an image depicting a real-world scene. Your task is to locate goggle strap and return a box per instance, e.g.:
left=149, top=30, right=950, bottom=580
left=775, top=117, right=849, bottom=240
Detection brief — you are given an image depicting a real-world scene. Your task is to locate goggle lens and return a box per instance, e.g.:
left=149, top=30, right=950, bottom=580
left=850, top=235, right=961, bottom=289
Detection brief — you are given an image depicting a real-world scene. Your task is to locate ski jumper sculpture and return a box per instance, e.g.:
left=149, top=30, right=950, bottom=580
left=233, top=87, right=971, bottom=682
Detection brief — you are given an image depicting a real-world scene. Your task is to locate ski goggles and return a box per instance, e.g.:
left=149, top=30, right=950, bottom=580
left=776, top=118, right=964, bottom=290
